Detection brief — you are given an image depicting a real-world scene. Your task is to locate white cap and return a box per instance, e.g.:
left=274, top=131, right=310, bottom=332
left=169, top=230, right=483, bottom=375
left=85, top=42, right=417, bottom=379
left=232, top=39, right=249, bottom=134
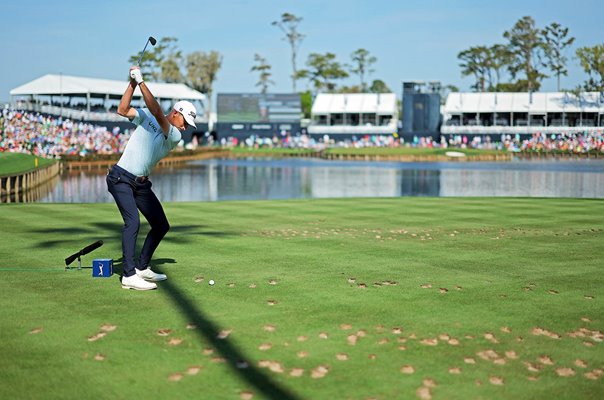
left=173, top=100, right=197, bottom=128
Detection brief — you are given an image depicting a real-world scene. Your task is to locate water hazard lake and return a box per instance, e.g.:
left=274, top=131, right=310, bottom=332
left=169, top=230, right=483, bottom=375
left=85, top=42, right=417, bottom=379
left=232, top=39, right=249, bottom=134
left=38, top=157, right=604, bottom=203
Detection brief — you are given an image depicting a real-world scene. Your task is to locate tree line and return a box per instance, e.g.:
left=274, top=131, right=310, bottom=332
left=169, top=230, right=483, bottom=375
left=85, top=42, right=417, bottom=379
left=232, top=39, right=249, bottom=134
left=457, top=16, right=604, bottom=93
left=129, top=14, right=604, bottom=119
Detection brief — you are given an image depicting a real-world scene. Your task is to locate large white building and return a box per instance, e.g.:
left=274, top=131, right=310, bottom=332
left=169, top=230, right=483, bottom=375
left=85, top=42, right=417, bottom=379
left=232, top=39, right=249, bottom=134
left=308, top=93, right=398, bottom=137
left=9, top=74, right=207, bottom=125
left=441, top=91, right=604, bottom=136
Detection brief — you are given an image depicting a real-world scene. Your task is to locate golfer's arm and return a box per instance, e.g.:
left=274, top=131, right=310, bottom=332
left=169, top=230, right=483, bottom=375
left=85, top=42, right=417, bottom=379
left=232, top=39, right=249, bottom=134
left=117, top=81, right=138, bottom=120
left=139, top=82, right=170, bottom=137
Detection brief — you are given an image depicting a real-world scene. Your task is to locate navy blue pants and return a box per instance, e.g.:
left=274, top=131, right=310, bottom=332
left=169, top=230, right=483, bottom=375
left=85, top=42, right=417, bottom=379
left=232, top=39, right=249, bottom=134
left=106, top=165, right=169, bottom=277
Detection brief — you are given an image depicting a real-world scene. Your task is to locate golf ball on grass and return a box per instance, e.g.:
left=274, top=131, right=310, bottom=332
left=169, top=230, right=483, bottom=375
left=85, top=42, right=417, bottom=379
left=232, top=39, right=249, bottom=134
left=209, top=279, right=215, bottom=286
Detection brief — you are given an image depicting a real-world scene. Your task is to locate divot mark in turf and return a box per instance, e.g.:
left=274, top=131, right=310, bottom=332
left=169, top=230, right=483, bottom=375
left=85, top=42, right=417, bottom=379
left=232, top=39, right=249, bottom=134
left=29, top=327, right=43, bottom=334
left=211, top=357, right=226, bottom=363
left=336, top=353, right=349, bottom=361
left=455, top=285, right=463, bottom=291
left=477, top=350, right=502, bottom=362
left=228, top=283, right=236, bottom=288
left=584, top=371, right=600, bottom=380
left=524, top=362, right=543, bottom=372
left=357, top=329, right=367, bottom=337
left=438, top=334, right=450, bottom=341
left=399, top=345, right=407, bottom=350
left=448, top=338, right=460, bottom=346
left=368, top=354, right=377, bottom=360
left=505, top=350, right=519, bottom=359
left=583, top=341, right=595, bottom=347
left=423, top=378, right=437, bottom=388
left=310, top=365, right=329, bottom=379
left=531, top=327, right=561, bottom=339
left=340, top=323, right=352, bottom=330
left=347, top=277, right=356, bottom=284
left=267, top=300, right=278, bottom=306
left=400, top=365, right=415, bottom=374
left=88, top=332, right=107, bottom=342
left=289, top=368, right=304, bottom=377
left=421, top=284, right=432, bottom=289
left=297, top=336, right=308, bottom=342
left=501, top=326, right=512, bottom=333
left=186, top=366, right=202, bottom=375
left=358, top=283, right=367, bottom=289
left=249, top=283, right=257, bottom=288
left=575, top=359, right=588, bottom=368
left=581, top=317, right=591, bottom=323
left=297, top=351, right=308, bottom=358
left=449, top=367, right=461, bottom=374
left=415, top=386, right=432, bottom=400
left=217, top=329, right=232, bottom=339
left=439, top=288, right=448, bottom=294
left=484, top=332, right=499, bottom=343
left=263, top=324, right=276, bottom=332
left=168, top=338, right=183, bottom=346
left=186, top=323, right=197, bottom=330
left=527, top=375, right=539, bottom=381
left=168, top=373, right=183, bottom=382
left=420, top=338, right=438, bottom=346
left=240, top=391, right=254, bottom=400
left=259, top=343, right=272, bottom=351
left=194, top=276, right=204, bottom=283
left=202, top=348, right=214, bottom=356
left=100, top=324, right=117, bottom=332
left=268, top=279, right=278, bottom=285
left=584, top=295, right=594, bottom=300
left=157, top=329, right=172, bottom=336
left=347, top=335, right=358, bottom=345
left=378, top=338, right=389, bottom=345
left=464, top=357, right=476, bottom=364
left=538, top=355, right=554, bottom=365
left=548, top=289, right=559, bottom=295
left=392, top=327, right=403, bottom=334
left=94, top=353, right=106, bottom=361
left=319, top=332, right=329, bottom=339
left=556, top=367, right=575, bottom=377
left=489, top=376, right=504, bottom=385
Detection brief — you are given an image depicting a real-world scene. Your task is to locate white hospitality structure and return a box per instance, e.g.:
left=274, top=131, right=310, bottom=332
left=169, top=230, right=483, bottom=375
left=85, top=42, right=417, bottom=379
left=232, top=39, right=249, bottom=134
left=441, top=91, right=604, bottom=136
left=9, top=74, right=207, bottom=125
left=308, top=93, right=398, bottom=137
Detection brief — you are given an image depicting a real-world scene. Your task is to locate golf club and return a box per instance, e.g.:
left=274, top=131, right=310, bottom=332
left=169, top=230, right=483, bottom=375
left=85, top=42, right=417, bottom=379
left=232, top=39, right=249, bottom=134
left=137, top=36, right=157, bottom=66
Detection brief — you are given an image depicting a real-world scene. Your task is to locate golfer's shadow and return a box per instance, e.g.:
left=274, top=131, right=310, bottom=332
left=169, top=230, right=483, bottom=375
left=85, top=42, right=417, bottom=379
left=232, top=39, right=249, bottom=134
left=152, top=259, right=300, bottom=400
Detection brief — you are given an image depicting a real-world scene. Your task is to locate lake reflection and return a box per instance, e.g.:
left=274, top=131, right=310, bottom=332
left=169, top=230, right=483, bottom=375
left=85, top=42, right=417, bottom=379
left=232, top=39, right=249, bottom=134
left=38, top=158, right=604, bottom=203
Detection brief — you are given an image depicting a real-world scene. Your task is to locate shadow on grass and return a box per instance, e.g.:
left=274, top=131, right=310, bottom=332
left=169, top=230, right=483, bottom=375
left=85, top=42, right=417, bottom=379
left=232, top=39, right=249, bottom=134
left=31, top=222, right=234, bottom=250
left=154, top=258, right=300, bottom=400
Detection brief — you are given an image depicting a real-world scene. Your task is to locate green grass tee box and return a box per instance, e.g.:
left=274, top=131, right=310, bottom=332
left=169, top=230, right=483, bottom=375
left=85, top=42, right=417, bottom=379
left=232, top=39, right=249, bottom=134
left=0, top=198, right=602, bottom=399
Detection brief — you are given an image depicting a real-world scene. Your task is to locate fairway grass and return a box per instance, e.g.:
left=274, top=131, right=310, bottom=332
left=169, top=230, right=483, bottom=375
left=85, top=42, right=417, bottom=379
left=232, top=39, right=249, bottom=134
left=0, top=198, right=602, bottom=399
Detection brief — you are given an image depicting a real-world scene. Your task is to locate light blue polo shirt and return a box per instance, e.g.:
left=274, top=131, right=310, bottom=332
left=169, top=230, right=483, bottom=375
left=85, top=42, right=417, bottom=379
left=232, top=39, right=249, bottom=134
left=117, top=108, right=181, bottom=176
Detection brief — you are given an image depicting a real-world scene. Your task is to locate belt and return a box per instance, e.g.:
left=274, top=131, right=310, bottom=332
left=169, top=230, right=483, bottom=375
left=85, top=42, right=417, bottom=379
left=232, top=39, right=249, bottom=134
left=111, top=165, right=148, bottom=183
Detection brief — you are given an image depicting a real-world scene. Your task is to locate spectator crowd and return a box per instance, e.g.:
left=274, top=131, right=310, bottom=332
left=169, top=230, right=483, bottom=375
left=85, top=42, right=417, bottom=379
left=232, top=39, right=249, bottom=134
left=1, top=108, right=130, bottom=157
left=2, top=107, right=603, bottom=158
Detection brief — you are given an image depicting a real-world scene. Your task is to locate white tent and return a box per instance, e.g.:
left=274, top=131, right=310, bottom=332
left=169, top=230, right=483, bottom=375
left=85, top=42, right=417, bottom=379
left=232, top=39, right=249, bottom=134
left=10, top=74, right=205, bottom=101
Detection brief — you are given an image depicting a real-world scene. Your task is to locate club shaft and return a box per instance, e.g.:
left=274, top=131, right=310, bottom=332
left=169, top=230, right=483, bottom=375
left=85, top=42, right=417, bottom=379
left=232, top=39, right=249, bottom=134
left=137, top=39, right=150, bottom=66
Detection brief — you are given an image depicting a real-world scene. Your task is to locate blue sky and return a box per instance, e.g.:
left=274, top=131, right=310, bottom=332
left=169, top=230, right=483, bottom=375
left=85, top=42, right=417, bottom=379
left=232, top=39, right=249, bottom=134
left=1, top=0, right=602, bottom=102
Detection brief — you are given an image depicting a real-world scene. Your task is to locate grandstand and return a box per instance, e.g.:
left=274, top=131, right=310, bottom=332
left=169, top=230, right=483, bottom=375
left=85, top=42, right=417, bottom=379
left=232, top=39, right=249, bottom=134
left=308, top=93, right=398, bottom=138
left=441, top=91, right=604, bottom=137
left=9, top=74, right=208, bottom=131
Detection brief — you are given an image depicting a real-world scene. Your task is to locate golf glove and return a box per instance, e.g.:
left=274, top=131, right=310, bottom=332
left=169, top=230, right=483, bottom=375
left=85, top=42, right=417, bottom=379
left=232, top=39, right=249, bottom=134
left=130, top=67, right=144, bottom=84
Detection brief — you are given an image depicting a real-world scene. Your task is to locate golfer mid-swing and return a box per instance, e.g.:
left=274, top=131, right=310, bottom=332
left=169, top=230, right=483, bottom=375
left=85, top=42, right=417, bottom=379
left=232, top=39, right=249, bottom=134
left=108, top=66, right=197, bottom=290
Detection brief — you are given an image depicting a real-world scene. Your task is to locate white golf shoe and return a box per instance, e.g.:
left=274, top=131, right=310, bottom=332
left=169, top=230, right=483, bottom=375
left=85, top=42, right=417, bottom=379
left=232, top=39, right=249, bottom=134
left=136, top=267, right=167, bottom=282
left=121, top=274, right=157, bottom=290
